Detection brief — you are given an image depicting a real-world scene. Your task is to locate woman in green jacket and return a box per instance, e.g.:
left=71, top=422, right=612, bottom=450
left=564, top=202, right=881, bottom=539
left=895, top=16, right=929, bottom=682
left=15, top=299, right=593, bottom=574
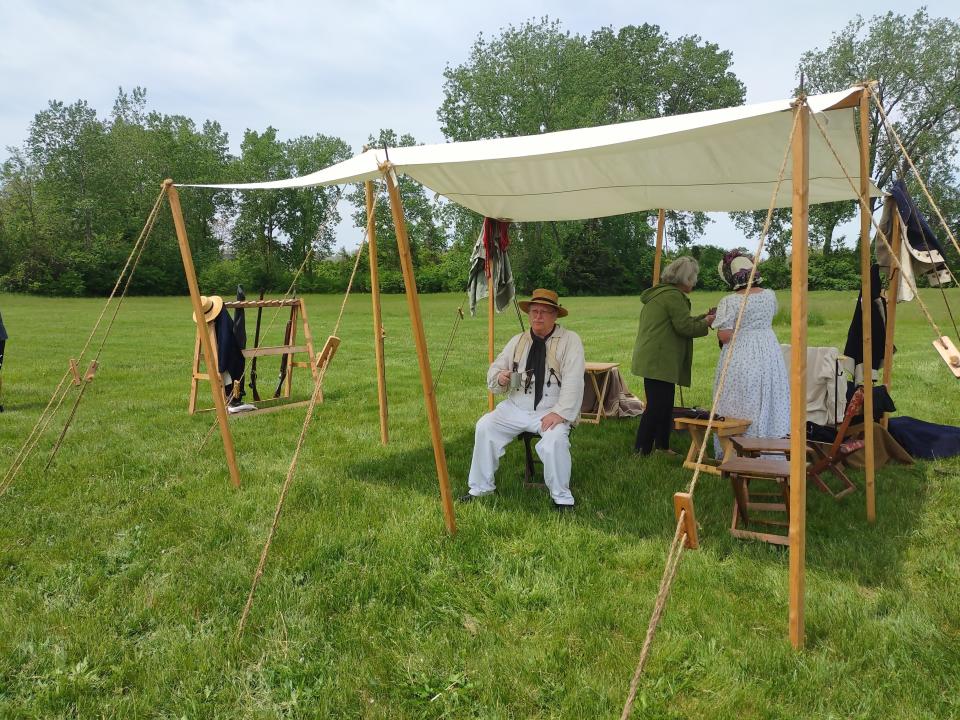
left=631, top=257, right=715, bottom=455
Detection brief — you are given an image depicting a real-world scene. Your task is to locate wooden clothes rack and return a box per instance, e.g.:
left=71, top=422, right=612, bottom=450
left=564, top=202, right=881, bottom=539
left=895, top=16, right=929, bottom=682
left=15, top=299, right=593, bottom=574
left=189, top=297, right=321, bottom=415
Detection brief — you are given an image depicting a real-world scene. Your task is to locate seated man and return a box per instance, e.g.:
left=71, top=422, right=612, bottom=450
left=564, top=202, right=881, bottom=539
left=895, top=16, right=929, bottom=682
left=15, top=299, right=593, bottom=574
left=461, top=289, right=585, bottom=509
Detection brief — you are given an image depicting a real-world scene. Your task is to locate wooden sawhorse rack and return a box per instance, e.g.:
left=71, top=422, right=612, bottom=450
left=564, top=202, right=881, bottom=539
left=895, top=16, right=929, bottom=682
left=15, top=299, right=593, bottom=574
left=189, top=297, right=320, bottom=415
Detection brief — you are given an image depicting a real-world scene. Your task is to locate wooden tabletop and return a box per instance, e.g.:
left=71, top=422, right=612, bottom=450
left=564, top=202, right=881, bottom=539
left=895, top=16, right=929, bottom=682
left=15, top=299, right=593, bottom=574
left=584, top=362, right=620, bottom=372
left=674, top=416, right=750, bottom=429
left=730, top=436, right=792, bottom=453
left=718, top=456, right=791, bottom=477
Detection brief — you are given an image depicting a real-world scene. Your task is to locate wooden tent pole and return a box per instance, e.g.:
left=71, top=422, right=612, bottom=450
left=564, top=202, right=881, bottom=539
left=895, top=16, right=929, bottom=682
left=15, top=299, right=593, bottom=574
left=859, top=89, right=877, bottom=523
left=880, top=196, right=902, bottom=429
left=381, top=165, right=457, bottom=536
left=164, top=180, right=241, bottom=488
left=488, top=268, right=495, bottom=411
left=365, top=180, right=389, bottom=445
left=653, top=209, right=666, bottom=285
left=788, top=101, right=810, bottom=650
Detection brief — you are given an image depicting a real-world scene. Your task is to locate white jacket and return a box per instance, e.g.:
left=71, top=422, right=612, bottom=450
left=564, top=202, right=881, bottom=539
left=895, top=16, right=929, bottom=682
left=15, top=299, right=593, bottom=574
left=486, top=325, right=585, bottom=423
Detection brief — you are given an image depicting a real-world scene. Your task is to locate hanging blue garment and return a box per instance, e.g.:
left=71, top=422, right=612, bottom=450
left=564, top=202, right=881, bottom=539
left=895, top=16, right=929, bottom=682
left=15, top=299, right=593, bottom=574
left=212, top=308, right=246, bottom=391
left=890, top=179, right=946, bottom=256
left=888, top=416, right=960, bottom=460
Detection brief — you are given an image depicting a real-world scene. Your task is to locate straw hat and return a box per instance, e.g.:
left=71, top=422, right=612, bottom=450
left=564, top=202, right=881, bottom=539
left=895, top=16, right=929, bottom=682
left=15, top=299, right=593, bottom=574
left=191, top=295, right=224, bottom=323
left=718, top=250, right=762, bottom=290
left=518, top=288, right=568, bottom=318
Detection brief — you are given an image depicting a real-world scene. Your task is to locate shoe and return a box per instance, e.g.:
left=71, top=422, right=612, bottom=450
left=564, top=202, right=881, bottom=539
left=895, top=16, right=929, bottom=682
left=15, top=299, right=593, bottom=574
left=552, top=501, right=574, bottom=512
left=457, top=493, right=477, bottom=503
left=656, top=448, right=680, bottom=457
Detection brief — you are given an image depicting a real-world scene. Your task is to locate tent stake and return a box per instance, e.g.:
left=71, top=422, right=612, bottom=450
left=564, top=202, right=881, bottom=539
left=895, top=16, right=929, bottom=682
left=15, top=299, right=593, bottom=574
left=653, top=209, right=666, bottom=285
left=788, top=100, right=810, bottom=650
left=859, top=88, right=877, bottom=523
left=382, top=165, right=457, bottom=536
left=165, top=180, right=241, bottom=488
left=365, top=180, right=389, bottom=445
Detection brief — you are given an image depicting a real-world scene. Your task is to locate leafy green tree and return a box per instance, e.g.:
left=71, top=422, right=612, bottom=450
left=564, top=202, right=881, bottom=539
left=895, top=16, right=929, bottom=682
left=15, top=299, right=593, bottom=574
left=231, top=127, right=287, bottom=285
left=281, top=134, right=351, bottom=275
left=347, top=129, right=447, bottom=289
left=438, top=18, right=745, bottom=293
left=740, top=9, right=960, bottom=257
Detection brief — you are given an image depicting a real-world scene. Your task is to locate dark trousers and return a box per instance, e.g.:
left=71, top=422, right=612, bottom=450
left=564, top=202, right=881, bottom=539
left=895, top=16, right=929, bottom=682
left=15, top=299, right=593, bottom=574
left=635, top=378, right=676, bottom=455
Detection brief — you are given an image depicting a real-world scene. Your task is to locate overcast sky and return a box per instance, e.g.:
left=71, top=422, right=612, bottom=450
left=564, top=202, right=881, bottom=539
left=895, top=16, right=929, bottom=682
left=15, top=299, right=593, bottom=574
left=2, top=0, right=955, bottom=250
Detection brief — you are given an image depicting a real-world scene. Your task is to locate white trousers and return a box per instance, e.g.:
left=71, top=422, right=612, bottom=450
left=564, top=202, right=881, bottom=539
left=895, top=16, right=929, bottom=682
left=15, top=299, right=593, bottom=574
left=467, top=399, right=574, bottom=505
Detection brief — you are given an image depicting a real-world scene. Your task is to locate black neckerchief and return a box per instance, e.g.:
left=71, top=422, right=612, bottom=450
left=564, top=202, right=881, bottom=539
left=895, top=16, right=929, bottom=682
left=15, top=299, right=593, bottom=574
left=525, top=326, right=556, bottom=409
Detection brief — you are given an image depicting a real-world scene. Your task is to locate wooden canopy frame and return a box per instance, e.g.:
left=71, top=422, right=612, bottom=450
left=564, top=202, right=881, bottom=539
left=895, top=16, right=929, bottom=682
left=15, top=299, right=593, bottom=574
left=163, top=174, right=455, bottom=532
left=164, top=84, right=922, bottom=649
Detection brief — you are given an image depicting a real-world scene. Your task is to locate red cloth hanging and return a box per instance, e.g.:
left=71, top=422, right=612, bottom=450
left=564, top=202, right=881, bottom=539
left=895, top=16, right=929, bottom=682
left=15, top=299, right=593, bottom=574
left=482, top=218, right=511, bottom=278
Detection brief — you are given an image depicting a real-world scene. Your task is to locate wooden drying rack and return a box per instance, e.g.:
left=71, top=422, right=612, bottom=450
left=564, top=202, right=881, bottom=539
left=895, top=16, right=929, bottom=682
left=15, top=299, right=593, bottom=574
left=189, top=297, right=321, bottom=416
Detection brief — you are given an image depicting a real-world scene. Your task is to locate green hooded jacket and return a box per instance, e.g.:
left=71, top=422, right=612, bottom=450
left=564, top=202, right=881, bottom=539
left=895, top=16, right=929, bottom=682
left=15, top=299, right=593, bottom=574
left=630, top=284, right=710, bottom=387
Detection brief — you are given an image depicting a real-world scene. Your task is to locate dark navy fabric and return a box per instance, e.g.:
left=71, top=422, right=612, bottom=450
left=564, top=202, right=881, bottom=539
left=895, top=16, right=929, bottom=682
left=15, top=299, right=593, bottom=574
left=844, top=264, right=887, bottom=368
left=0, top=310, right=7, bottom=341
left=890, top=179, right=946, bottom=256
left=888, top=416, right=960, bottom=459
left=212, top=308, right=246, bottom=386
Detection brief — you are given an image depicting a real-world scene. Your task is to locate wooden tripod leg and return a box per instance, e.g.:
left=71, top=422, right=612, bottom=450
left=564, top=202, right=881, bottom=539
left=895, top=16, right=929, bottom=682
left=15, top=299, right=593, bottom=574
left=166, top=181, right=240, bottom=488
left=189, top=330, right=201, bottom=414
left=383, top=164, right=456, bottom=536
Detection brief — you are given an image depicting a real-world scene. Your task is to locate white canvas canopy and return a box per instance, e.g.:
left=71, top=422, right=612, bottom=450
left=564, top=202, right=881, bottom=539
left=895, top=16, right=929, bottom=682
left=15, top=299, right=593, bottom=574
left=180, top=87, right=880, bottom=220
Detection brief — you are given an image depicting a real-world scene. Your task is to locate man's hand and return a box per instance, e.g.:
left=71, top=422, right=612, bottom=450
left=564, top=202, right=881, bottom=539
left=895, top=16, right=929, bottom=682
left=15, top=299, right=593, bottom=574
left=497, top=369, right=512, bottom=387
left=705, top=311, right=717, bottom=326
left=540, top=412, right=565, bottom=432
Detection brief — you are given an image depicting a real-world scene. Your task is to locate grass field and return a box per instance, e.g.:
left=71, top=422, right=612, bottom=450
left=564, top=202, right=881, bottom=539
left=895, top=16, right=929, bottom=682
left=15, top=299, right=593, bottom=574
left=0, top=289, right=958, bottom=718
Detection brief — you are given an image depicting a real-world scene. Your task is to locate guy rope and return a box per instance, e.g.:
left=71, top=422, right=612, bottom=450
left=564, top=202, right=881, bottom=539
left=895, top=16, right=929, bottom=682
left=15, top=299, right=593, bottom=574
left=621, top=105, right=800, bottom=720
left=808, top=88, right=960, bottom=369
left=623, top=87, right=960, bottom=718
left=0, top=188, right=166, bottom=497
left=236, top=190, right=377, bottom=638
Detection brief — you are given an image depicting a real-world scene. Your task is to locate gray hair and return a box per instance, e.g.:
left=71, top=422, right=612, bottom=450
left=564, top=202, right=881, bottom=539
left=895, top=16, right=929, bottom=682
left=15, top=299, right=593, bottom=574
left=660, top=256, right=700, bottom=288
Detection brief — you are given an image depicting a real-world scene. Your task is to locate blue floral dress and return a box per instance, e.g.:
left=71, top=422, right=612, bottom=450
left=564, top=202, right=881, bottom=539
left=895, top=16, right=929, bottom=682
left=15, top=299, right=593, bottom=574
left=711, top=289, right=790, bottom=452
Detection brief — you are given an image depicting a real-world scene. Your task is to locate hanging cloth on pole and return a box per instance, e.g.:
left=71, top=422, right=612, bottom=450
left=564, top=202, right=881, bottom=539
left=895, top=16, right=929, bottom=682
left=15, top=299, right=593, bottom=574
left=467, top=218, right=516, bottom=316
left=844, top=263, right=888, bottom=384
left=876, top=180, right=952, bottom=297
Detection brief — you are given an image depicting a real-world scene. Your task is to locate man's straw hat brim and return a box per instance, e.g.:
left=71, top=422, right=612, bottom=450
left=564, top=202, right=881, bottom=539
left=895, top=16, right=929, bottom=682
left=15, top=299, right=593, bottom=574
left=518, top=288, right=568, bottom=318
left=192, top=295, right=224, bottom=323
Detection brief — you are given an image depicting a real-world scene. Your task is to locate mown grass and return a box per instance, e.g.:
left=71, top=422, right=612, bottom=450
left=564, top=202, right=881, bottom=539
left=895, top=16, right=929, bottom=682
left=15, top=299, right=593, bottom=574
left=0, top=288, right=958, bottom=718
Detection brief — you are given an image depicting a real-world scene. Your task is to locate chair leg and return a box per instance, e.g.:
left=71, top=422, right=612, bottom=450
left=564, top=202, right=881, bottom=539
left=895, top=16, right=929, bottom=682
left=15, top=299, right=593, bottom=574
left=729, top=474, right=751, bottom=525
left=825, top=461, right=857, bottom=499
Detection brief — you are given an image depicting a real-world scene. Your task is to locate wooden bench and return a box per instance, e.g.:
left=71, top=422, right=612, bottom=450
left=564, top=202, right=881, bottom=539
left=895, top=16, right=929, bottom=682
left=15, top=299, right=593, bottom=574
left=719, top=456, right=792, bottom=546
left=673, top=416, right=751, bottom=476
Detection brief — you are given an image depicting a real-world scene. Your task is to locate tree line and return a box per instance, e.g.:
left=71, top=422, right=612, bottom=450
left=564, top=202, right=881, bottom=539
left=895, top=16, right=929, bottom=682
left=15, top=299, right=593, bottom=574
left=1, top=11, right=958, bottom=298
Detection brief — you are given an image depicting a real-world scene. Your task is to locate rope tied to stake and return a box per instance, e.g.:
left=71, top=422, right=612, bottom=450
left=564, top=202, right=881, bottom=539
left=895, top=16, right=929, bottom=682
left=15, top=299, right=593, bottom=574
left=1, top=188, right=166, bottom=496
left=236, top=189, right=377, bottom=638
left=620, top=106, right=800, bottom=719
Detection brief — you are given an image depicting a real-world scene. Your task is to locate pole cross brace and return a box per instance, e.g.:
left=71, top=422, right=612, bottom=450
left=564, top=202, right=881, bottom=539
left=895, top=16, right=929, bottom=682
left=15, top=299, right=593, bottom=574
left=673, top=492, right=700, bottom=550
